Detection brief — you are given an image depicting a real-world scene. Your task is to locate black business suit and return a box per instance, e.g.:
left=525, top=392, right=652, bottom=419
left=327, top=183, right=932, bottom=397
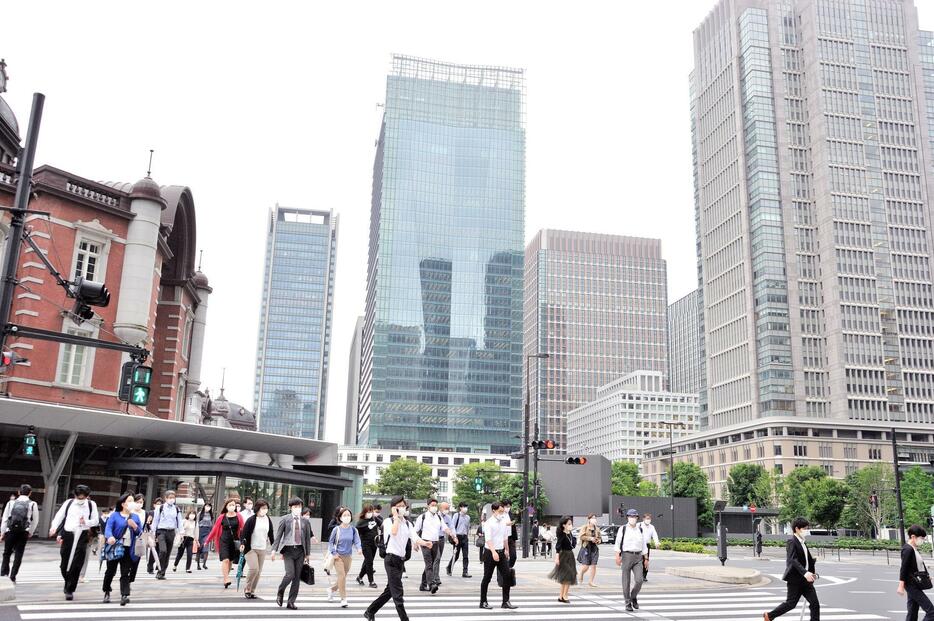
left=900, top=543, right=934, bottom=621
left=766, top=536, right=820, bottom=621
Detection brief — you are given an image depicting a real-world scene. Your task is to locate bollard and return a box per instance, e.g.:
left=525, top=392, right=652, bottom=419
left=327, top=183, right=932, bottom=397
left=886, top=548, right=890, bottom=565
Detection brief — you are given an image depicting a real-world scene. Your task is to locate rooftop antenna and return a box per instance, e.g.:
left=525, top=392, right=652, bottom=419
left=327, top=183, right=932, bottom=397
left=219, top=367, right=226, bottom=397
left=146, top=149, right=154, bottom=177
left=197, top=249, right=203, bottom=271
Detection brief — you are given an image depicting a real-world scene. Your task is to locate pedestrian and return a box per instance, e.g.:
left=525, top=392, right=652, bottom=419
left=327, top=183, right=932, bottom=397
left=577, top=513, right=601, bottom=587
left=479, top=501, right=517, bottom=610
left=541, top=524, right=554, bottom=557
left=271, top=497, right=313, bottom=610
left=196, top=502, right=213, bottom=570
left=128, top=494, right=147, bottom=583
left=501, top=501, right=518, bottom=568
left=327, top=506, right=362, bottom=607
left=446, top=501, right=472, bottom=578
left=531, top=519, right=540, bottom=558
left=641, top=512, right=660, bottom=581
left=101, top=492, right=141, bottom=606
left=239, top=498, right=274, bottom=599
left=203, top=497, right=244, bottom=589
left=476, top=511, right=487, bottom=563
left=614, top=508, right=647, bottom=612
left=0, top=483, right=39, bottom=583
left=81, top=506, right=109, bottom=583
left=239, top=497, right=254, bottom=521
left=356, top=503, right=380, bottom=588
left=151, top=490, right=183, bottom=580
left=172, top=509, right=198, bottom=573
left=145, top=497, right=161, bottom=574
left=897, top=524, right=933, bottom=621
left=363, top=495, right=431, bottom=621
left=549, top=516, right=577, bottom=603
left=763, top=517, right=820, bottom=621
left=49, top=484, right=100, bottom=601
left=415, top=498, right=453, bottom=594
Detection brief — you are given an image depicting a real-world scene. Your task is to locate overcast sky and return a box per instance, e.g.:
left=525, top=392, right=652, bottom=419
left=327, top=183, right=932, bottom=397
left=4, top=1, right=933, bottom=444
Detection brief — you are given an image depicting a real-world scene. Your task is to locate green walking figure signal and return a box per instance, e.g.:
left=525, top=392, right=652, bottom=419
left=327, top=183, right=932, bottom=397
left=23, top=425, right=37, bottom=457
left=474, top=476, right=483, bottom=493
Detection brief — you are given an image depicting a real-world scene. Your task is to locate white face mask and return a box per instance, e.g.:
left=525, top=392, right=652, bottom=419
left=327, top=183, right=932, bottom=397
left=366, top=512, right=374, bottom=519
left=126, top=501, right=138, bottom=513
left=341, top=515, right=352, bottom=524
left=589, top=518, right=597, bottom=525
left=429, top=506, right=438, bottom=514
left=75, top=498, right=87, bottom=506
left=628, top=517, right=637, bottom=525
left=460, top=508, right=468, bottom=514
left=800, top=529, right=810, bottom=538
left=291, top=507, right=302, bottom=517
left=644, top=519, right=652, bottom=525
left=165, top=498, right=175, bottom=505
left=403, top=509, right=410, bottom=517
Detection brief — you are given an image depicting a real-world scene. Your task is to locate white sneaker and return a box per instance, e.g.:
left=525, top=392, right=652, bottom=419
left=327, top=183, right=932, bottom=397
left=403, top=572, right=408, bottom=579
left=341, top=599, right=348, bottom=608
left=80, top=577, right=87, bottom=583
left=327, top=588, right=335, bottom=602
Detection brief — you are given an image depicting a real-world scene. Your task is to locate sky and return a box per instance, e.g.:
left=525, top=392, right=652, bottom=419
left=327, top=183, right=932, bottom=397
left=3, top=1, right=933, bottom=444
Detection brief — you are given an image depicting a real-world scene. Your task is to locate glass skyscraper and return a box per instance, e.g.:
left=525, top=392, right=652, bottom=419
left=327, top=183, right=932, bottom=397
left=254, top=206, right=337, bottom=439
left=358, top=55, right=525, bottom=453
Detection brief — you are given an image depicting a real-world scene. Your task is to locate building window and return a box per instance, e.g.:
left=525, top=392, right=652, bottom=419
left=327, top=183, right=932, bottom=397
left=438, top=481, right=448, bottom=493
left=437, top=469, right=448, bottom=478
left=774, top=464, right=784, bottom=474
left=422, top=456, right=433, bottom=464
left=175, top=380, right=186, bottom=421
left=182, top=314, right=194, bottom=357
left=390, top=455, right=400, bottom=463
left=347, top=453, right=358, bottom=462
left=376, top=454, right=384, bottom=462
left=869, top=447, right=882, bottom=460
left=844, top=444, right=857, bottom=459
left=774, top=445, right=782, bottom=456
left=56, top=322, right=95, bottom=387
left=822, top=462, right=834, bottom=476
left=73, top=239, right=102, bottom=282
left=437, top=457, right=449, bottom=465
left=819, top=443, right=832, bottom=458
left=793, top=444, right=807, bottom=457
left=453, top=457, right=464, bottom=465
left=469, top=458, right=479, bottom=464
left=499, top=460, right=510, bottom=467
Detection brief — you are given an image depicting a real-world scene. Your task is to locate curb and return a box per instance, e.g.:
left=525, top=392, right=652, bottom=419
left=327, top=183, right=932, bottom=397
left=665, top=566, right=762, bottom=585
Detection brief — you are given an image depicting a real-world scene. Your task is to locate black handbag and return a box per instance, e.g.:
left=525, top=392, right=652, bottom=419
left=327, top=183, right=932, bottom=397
left=497, top=566, right=516, bottom=588
left=912, top=570, right=932, bottom=591
left=300, top=562, right=315, bottom=585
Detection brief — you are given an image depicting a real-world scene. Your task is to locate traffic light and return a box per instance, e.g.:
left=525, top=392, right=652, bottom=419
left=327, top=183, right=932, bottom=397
left=0, top=350, right=28, bottom=373
left=23, top=426, right=37, bottom=457
left=869, top=492, right=879, bottom=509
left=565, top=457, right=588, bottom=465
left=129, top=365, right=152, bottom=406
left=70, top=277, right=110, bottom=324
left=531, top=439, right=557, bottom=450
left=474, top=476, right=483, bottom=493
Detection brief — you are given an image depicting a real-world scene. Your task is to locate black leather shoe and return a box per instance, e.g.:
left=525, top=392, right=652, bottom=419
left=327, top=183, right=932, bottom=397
left=287, top=603, right=298, bottom=610
left=363, top=612, right=375, bottom=621
left=276, top=591, right=284, bottom=607
left=369, top=582, right=378, bottom=588
left=479, top=602, right=492, bottom=609
left=120, top=596, right=129, bottom=606
left=430, top=584, right=439, bottom=594
left=632, top=599, right=640, bottom=609
left=446, top=568, right=452, bottom=576
left=357, top=577, right=365, bottom=586
left=419, top=586, right=430, bottom=592
left=102, top=593, right=110, bottom=603
left=462, top=573, right=472, bottom=578
left=625, top=603, right=634, bottom=612
left=501, top=602, right=518, bottom=609
left=65, top=593, right=74, bottom=601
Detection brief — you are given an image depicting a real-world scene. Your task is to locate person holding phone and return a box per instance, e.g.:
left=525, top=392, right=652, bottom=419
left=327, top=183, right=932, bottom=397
left=763, top=517, right=820, bottom=621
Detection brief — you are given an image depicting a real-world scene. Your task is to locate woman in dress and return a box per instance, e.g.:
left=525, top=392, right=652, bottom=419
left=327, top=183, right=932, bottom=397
left=101, top=492, right=141, bottom=606
left=196, top=502, right=213, bottom=570
left=577, top=513, right=602, bottom=586
left=203, top=497, right=244, bottom=589
left=549, top=516, right=577, bottom=603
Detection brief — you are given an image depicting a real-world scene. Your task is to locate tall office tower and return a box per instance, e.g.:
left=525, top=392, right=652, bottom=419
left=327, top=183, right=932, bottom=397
left=692, top=0, right=934, bottom=429
left=254, top=206, right=337, bottom=439
left=524, top=230, right=668, bottom=452
left=358, top=55, right=526, bottom=452
left=345, top=315, right=364, bottom=445
left=669, top=289, right=705, bottom=394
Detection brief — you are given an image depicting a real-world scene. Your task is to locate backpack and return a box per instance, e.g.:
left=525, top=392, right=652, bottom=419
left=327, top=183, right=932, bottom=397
left=55, top=499, right=95, bottom=538
left=7, top=499, right=31, bottom=534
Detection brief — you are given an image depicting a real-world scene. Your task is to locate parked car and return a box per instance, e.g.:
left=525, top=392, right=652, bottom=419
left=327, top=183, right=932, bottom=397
left=571, top=524, right=618, bottom=544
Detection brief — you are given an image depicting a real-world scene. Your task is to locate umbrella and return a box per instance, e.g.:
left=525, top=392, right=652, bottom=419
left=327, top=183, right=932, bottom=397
left=149, top=543, right=162, bottom=573
left=235, top=552, right=246, bottom=591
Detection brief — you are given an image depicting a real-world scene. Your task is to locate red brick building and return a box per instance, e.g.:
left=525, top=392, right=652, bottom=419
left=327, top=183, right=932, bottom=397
left=0, top=162, right=212, bottom=420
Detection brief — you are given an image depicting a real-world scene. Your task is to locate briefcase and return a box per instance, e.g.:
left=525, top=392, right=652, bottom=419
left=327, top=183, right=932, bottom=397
left=300, top=562, right=315, bottom=586
left=497, top=566, right=516, bottom=588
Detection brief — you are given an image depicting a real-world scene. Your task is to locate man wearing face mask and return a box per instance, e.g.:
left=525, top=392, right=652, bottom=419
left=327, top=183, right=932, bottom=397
left=479, top=501, right=517, bottom=610
left=764, top=517, right=820, bottom=621
left=614, top=508, right=648, bottom=612
left=272, top=497, right=313, bottom=610
left=415, top=498, right=454, bottom=594
left=501, top=501, right=518, bottom=569
left=49, top=485, right=99, bottom=601
left=151, top=490, right=183, bottom=580
left=641, top=513, right=660, bottom=581
left=446, top=502, right=472, bottom=578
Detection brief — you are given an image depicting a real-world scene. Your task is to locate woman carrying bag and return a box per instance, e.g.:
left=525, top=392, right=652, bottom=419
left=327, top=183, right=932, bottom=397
left=549, top=516, right=577, bottom=603
left=897, top=524, right=933, bottom=621
left=101, top=492, right=141, bottom=606
left=202, top=497, right=244, bottom=589
left=577, top=513, right=601, bottom=587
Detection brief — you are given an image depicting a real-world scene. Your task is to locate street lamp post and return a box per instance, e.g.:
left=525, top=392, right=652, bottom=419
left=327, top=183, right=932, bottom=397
left=659, top=421, right=685, bottom=540
left=891, top=427, right=907, bottom=546
left=522, top=352, right=549, bottom=559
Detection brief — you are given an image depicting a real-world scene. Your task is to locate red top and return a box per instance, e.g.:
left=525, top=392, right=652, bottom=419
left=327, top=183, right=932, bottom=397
left=203, top=513, right=244, bottom=547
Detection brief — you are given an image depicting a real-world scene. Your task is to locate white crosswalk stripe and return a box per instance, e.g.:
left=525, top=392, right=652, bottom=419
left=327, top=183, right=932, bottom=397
left=14, top=589, right=891, bottom=621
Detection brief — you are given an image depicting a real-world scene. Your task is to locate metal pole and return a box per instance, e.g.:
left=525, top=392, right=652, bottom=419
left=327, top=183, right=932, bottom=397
left=891, top=427, right=906, bottom=546
left=521, top=356, right=530, bottom=559
left=532, top=356, right=540, bottom=520
left=0, top=93, right=44, bottom=354
left=669, top=425, right=675, bottom=540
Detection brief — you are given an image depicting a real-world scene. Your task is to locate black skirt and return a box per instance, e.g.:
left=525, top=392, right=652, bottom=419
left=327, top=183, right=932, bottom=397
left=548, top=550, right=578, bottom=585
left=218, top=533, right=239, bottom=561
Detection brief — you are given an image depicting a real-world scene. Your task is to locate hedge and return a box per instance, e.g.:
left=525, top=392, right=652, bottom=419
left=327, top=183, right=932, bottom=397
left=660, top=537, right=931, bottom=553
left=656, top=540, right=709, bottom=554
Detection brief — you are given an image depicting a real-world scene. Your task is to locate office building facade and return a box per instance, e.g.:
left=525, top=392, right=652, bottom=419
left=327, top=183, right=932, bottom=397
left=668, top=289, right=704, bottom=395
left=345, top=316, right=364, bottom=445
left=524, top=230, right=668, bottom=452
left=692, top=0, right=934, bottom=429
left=358, top=55, right=526, bottom=453
left=254, top=206, right=337, bottom=439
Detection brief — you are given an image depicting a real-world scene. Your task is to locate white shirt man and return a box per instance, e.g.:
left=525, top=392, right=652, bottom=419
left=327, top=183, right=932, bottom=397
left=240, top=500, right=255, bottom=521
left=1, top=492, right=39, bottom=537
left=641, top=516, right=661, bottom=548
left=415, top=502, right=453, bottom=592
left=49, top=488, right=99, bottom=599
left=615, top=511, right=648, bottom=612
left=414, top=508, right=451, bottom=542
left=480, top=504, right=516, bottom=609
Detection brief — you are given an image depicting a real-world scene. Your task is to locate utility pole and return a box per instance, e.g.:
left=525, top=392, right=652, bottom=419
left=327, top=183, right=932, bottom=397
left=891, top=427, right=906, bottom=546
left=0, top=93, right=44, bottom=354
left=521, top=352, right=549, bottom=559
left=659, top=421, right=684, bottom=540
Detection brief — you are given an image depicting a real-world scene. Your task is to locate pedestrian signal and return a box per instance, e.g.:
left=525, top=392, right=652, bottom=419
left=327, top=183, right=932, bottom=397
left=23, top=425, right=37, bottom=457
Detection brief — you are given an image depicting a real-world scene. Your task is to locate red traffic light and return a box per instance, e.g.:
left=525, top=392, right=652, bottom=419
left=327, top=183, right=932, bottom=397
left=565, top=457, right=587, bottom=465
left=532, top=439, right=557, bottom=450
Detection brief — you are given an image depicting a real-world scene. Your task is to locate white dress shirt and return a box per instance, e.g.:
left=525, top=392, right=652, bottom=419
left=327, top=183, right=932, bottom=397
left=415, top=511, right=448, bottom=542
left=641, top=522, right=661, bottom=548
left=384, top=517, right=419, bottom=557
left=483, top=515, right=509, bottom=550
left=51, top=499, right=99, bottom=535
left=1, top=495, right=39, bottom=536
left=796, top=535, right=809, bottom=569
left=615, top=523, right=648, bottom=555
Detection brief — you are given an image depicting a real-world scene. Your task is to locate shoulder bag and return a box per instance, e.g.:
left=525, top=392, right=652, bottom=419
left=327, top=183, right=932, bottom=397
left=912, top=556, right=932, bottom=590
left=475, top=522, right=486, bottom=549
left=323, top=524, right=339, bottom=573
left=103, top=542, right=125, bottom=561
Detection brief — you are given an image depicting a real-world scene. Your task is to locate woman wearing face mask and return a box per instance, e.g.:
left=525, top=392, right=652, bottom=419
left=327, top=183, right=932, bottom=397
left=897, top=524, right=933, bottom=621
left=577, top=513, right=601, bottom=587
left=172, top=509, right=199, bottom=573
left=196, top=503, right=213, bottom=570
left=549, top=516, right=577, bottom=603
left=202, top=497, right=244, bottom=589
left=763, top=517, right=819, bottom=621
left=101, top=492, right=141, bottom=606
left=327, top=506, right=363, bottom=607
left=127, top=495, right=147, bottom=583
left=239, top=499, right=275, bottom=599
left=356, top=504, right=379, bottom=588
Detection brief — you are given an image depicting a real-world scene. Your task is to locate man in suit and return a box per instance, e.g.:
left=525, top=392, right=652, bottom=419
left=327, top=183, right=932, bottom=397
left=764, top=517, right=820, bottom=621
left=272, top=497, right=313, bottom=610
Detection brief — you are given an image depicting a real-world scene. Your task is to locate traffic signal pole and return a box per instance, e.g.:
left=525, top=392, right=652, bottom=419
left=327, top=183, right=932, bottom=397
left=891, top=427, right=906, bottom=546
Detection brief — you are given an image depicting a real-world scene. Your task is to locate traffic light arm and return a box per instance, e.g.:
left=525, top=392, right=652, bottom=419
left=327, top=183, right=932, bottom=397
left=21, top=230, right=74, bottom=297
left=3, top=324, right=149, bottom=362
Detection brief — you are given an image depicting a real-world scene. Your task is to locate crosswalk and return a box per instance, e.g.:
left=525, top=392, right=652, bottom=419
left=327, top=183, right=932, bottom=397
left=13, top=589, right=892, bottom=620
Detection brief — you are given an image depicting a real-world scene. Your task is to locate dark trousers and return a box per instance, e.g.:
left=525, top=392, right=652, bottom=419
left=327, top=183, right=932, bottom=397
left=768, top=578, right=820, bottom=621
left=155, top=529, right=176, bottom=576
left=197, top=533, right=210, bottom=567
left=906, top=584, right=934, bottom=621
left=643, top=547, right=651, bottom=579
left=277, top=545, right=304, bottom=606
left=507, top=539, right=516, bottom=568
left=357, top=542, right=376, bottom=583
left=366, top=553, right=408, bottom=621
left=1, top=530, right=28, bottom=579
left=60, top=530, right=89, bottom=594
left=102, top=551, right=133, bottom=597
left=447, top=536, right=469, bottom=574
left=129, top=557, right=141, bottom=583
left=173, top=536, right=194, bottom=570
left=420, top=539, right=443, bottom=588
left=480, top=548, right=511, bottom=604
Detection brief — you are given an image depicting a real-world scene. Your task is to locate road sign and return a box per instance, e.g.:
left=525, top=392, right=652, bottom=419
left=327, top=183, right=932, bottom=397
left=750, top=504, right=757, bottom=513
left=742, top=504, right=748, bottom=512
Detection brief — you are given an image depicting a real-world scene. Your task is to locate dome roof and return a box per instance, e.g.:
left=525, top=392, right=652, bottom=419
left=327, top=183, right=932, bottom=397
left=192, top=270, right=210, bottom=289
left=129, top=176, right=167, bottom=207
left=0, top=96, right=18, bottom=136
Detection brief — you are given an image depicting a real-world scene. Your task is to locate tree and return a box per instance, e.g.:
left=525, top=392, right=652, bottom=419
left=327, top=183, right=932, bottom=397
left=778, top=466, right=827, bottom=523
left=498, top=474, right=550, bottom=520
left=637, top=480, right=660, bottom=497
left=664, top=462, right=714, bottom=529
left=611, top=461, right=642, bottom=496
left=801, top=477, right=848, bottom=528
left=452, top=462, right=505, bottom=523
left=844, top=464, right=897, bottom=538
left=899, top=466, right=934, bottom=529
left=375, top=459, right=436, bottom=500
left=727, top=464, right=771, bottom=507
